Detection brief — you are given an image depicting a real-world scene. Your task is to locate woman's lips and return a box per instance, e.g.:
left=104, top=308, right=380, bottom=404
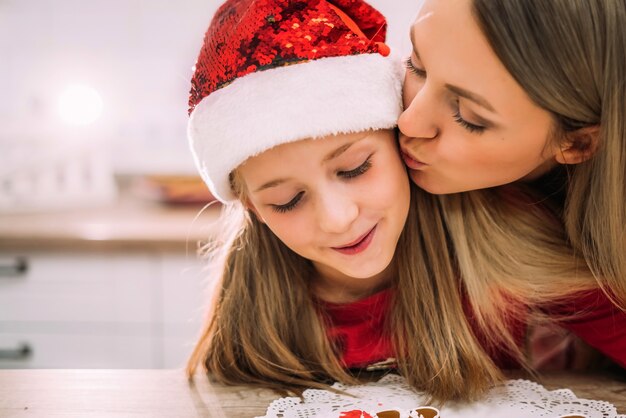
left=332, top=225, right=377, bottom=255
left=401, top=149, right=427, bottom=170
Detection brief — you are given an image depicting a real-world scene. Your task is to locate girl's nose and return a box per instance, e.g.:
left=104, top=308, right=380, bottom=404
left=316, top=189, right=359, bottom=234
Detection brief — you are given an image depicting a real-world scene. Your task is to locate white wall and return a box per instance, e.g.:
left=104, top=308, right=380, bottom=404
left=0, top=0, right=419, bottom=175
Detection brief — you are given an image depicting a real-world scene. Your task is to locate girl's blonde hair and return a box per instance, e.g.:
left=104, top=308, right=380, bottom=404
left=472, top=0, right=626, bottom=308
left=187, top=169, right=596, bottom=401
left=187, top=0, right=622, bottom=399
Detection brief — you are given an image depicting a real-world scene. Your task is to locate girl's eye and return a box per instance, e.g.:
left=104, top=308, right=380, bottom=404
left=338, top=155, right=373, bottom=179
left=268, top=156, right=373, bottom=213
left=272, top=191, right=304, bottom=213
left=405, top=57, right=426, bottom=78
left=453, top=101, right=486, bottom=134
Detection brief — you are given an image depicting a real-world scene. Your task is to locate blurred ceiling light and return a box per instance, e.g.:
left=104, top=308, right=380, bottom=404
left=58, top=84, right=103, bottom=125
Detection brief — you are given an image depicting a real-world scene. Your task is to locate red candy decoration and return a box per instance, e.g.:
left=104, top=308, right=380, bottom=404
left=339, top=410, right=375, bottom=418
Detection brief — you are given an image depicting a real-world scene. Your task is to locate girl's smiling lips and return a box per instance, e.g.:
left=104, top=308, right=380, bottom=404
left=401, top=148, right=427, bottom=169
left=332, top=225, right=377, bottom=255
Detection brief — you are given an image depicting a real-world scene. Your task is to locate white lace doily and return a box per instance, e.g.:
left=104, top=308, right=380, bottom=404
left=258, top=374, right=626, bottom=418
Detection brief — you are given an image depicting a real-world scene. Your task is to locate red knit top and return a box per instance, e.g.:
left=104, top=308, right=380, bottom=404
left=321, top=290, right=392, bottom=369
left=320, top=288, right=626, bottom=370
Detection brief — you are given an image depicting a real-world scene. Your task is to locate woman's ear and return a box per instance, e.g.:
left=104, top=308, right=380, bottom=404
left=555, top=125, right=600, bottom=165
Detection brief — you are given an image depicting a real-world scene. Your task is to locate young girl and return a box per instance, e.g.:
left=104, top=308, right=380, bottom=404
left=398, top=0, right=626, bottom=310
left=183, top=0, right=540, bottom=402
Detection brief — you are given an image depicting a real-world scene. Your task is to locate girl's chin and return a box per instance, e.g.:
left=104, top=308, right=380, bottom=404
left=335, top=259, right=393, bottom=281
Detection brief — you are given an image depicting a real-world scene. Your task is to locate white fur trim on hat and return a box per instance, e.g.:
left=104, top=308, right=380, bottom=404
left=188, top=53, right=403, bottom=202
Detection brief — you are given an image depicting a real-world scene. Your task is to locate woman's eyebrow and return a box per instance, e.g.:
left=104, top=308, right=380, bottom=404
left=445, top=84, right=496, bottom=112
left=409, top=25, right=421, bottom=61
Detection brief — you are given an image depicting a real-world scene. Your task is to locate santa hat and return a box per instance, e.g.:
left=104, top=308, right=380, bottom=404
left=187, top=0, right=403, bottom=202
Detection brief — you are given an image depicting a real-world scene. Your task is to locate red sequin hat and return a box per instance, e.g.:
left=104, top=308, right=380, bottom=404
left=187, top=0, right=403, bottom=202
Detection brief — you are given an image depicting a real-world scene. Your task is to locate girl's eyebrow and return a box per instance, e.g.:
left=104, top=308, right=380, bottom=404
left=324, top=142, right=353, bottom=162
left=323, top=134, right=368, bottom=162
left=255, top=177, right=290, bottom=192
left=255, top=136, right=369, bottom=192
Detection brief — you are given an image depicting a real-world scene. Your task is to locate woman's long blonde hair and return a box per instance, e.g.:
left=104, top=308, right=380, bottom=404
left=187, top=171, right=596, bottom=401
left=472, top=0, right=626, bottom=308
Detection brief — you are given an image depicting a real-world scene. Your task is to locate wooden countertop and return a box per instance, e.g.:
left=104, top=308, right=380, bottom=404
left=0, top=193, right=222, bottom=252
left=0, top=369, right=625, bottom=417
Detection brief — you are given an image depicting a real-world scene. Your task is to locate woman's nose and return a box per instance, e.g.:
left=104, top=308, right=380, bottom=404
left=398, top=80, right=440, bottom=141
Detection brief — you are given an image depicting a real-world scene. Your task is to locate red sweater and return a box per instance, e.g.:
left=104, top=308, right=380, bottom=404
left=320, top=288, right=626, bottom=370
left=322, top=290, right=392, bottom=369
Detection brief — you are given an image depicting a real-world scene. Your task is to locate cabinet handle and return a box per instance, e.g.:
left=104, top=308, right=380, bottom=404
left=0, top=257, right=29, bottom=277
left=0, top=343, right=32, bottom=360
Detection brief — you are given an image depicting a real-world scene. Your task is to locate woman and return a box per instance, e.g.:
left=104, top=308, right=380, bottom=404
left=399, top=0, right=626, bottom=308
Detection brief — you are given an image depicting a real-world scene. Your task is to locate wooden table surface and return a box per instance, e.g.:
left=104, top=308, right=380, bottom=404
left=0, top=369, right=625, bottom=417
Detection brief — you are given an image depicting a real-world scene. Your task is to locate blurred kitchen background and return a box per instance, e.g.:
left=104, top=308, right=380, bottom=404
left=0, top=0, right=416, bottom=369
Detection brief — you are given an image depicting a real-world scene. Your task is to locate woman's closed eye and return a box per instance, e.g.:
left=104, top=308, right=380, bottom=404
left=405, top=57, right=426, bottom=78
left=405, top=54, right=489, bottom=134
left=453, top=99, right=486, bottom=134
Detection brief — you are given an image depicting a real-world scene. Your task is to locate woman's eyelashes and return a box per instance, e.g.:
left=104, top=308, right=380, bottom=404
left=405, top=55, right=487, bottom=134
left=270, top=155, right=374, bottom=213
left=453, top=100, right=486, bottom=134
left=405, top=57, right=426, bottom=78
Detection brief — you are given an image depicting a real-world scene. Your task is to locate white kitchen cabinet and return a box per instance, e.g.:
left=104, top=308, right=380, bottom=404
left=0, top=250, right=208, bottom=369
left=0, top=333, right=156, bottom=368
left=158, top=253, right=211, bottom=368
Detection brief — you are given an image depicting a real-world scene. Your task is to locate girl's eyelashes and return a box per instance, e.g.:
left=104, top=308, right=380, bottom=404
left=272, top=191, right=304, bottom=213
left=338, top=155, right=373, bottom=178
left=405, top=57, right=426, bottom=78
left=269, top=155, right=373, bottom=213
left=452, top=104, right=486, bottom=134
